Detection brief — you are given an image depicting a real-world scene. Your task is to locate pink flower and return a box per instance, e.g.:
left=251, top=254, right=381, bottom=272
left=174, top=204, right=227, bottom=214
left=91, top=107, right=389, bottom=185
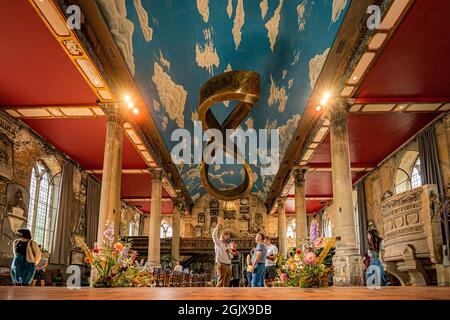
left=280, top=273, right=289, bottom=281
left=304, top=252, right=317, bottom=265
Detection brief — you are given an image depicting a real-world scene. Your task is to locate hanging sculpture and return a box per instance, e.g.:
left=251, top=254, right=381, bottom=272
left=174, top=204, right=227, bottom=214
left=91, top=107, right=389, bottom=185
left=198, top=70, right=261, bottom=201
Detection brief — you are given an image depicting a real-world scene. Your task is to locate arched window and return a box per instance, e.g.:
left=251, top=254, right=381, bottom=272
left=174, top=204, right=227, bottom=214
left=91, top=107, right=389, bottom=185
left=128, top=215, right=140, bottom=236
left=287, top=221, right=295, bottom=239
left=160, top=221, right=173, bottom=238
left=411, top=157, right=422, bottom=189
left=395, top=151, right=422, bottom=194
left=27, top=161, right=61, bottom=252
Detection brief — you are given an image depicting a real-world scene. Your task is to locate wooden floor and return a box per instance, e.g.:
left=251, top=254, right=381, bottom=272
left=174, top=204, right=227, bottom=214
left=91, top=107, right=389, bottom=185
left=1, top=286, right=450, bottom=300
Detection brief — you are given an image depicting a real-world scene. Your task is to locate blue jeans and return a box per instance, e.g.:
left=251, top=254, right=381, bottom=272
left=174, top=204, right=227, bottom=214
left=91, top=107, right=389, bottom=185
left=251, top=263, right=265, bottom=287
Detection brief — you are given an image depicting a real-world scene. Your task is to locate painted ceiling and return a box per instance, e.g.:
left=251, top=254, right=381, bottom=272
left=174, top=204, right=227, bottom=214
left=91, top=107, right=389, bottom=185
left=97, top=0, right=350, bottom=201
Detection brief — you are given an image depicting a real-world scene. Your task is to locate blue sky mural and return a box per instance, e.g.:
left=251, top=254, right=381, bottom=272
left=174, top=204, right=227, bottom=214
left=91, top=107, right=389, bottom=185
left=97, top=0, right=350, bottom=201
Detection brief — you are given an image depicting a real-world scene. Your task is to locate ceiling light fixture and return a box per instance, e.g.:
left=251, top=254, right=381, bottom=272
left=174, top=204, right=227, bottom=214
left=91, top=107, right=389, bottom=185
left=320, top=92, right=331, bottom=106
left=315, top=105, right=322, bottom=112
left=124, top=95, right=131, bottom=103
left=128, top=102, right=134, bottom=109
left=133, top=108, right=139, bottom=115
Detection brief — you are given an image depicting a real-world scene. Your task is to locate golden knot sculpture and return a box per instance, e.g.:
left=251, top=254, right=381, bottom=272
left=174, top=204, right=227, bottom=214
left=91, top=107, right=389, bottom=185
left=198, top=70, right=261, bottom=201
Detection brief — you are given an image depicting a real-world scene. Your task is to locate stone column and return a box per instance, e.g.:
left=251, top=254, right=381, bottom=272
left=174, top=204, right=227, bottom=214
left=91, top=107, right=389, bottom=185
left=293, top=166, right=308, bottom=246
left=171, top=198, right=182, bottom=261
left=148, top=168, right=162, bottom=267
left=97, top=103, right=124, bottom=244
left=277, top=197, right=287, bottom=256
left=327, top=100, right=363, bottom=286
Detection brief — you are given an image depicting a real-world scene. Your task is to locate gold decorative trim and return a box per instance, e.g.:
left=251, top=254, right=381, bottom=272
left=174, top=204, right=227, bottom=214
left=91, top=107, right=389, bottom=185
left=28, top=0, right=114, bottom=102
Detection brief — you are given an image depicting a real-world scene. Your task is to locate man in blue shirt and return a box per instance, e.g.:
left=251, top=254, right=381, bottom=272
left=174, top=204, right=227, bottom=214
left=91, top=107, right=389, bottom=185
left=250, top=232, right=267, bottom=287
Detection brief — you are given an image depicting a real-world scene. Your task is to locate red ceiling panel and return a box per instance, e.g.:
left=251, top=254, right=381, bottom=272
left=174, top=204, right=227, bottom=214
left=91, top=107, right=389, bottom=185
left=23, top=118, right=147, bottom=170
left=356, top=0, right=450, bottom=101
left=285, top=199, right=329, bottom=215
left=119, top=173, right=171, bottom=199
left=0, top=0, right=97, bottom=106
left=129, top=200, right=173, bottom=215
left=311, top=113, right=438, bottom=165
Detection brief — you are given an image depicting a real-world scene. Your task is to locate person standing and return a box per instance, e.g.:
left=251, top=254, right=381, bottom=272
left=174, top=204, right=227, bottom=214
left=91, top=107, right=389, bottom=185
left=212, top=216, right=232, bottom=287
left=229, top=242, right=240, bottom=287
left=244, top=247, right=254, bottom=287
left=173, top=261, right=183, bottom=273
left=264, top=238, right=278, bottom=287
left=364, top=229, right=387, bottom=286
left=250, top=232, right=267, bottom=287
left=10, top=229, right=41, bottom=286
left=32, top=246, right=49, bottom=287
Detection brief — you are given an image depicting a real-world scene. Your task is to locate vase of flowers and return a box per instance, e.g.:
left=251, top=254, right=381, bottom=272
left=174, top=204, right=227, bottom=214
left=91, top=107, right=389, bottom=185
left=82, top=221, right=140, bottom=288
left=274, top=240, right=332, bottom=288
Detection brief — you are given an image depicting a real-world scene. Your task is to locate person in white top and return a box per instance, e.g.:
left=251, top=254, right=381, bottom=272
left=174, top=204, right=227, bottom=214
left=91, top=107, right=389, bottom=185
left=212, top=216, right=233, bottom=287
left=173, top=261, right=183, bottom=273
left=264, top=238, right=278, bottom=287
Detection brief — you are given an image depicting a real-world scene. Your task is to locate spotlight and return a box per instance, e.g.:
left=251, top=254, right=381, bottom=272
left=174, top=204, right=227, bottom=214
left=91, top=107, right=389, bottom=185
left=315, top=105, right=322, bottom=112
left=133, top=108, right=139, bottom=115
left=127, top=102, right=134, bottom=109
left=124, top=95, right=131, bottom=103
left=320, top=92, right=331, bottom=106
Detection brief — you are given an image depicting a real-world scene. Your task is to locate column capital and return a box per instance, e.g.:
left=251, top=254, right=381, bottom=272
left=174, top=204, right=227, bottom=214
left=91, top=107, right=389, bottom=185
left=101, top=103, right=126, bottom=126
left=149, top=168, right=163, bottom=181
left=172, top=197, right=185, bottom=213
left=325, top=99, right=351, bottom=124
left=293, top=166, right=308, bottom=187
left=277, top=196, right=287, bottom=208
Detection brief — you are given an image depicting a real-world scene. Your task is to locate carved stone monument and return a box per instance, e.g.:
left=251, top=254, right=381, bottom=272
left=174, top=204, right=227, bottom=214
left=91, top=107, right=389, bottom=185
left=381, top=185, right=444, bottom=286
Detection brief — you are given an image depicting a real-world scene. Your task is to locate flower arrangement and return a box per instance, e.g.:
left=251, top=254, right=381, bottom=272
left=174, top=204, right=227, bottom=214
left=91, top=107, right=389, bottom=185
left=82, top=221, right=152, bottom=287
left=273, top=239, right=332, bottom=288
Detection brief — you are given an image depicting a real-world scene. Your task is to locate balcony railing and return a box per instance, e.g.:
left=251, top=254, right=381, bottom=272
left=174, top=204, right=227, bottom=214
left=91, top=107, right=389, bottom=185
left=124, top=237, right=278, bottom=258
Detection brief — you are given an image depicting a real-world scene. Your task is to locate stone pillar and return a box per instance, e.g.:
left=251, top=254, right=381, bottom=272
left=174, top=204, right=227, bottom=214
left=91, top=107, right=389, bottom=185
left=171, top=198, right=182, bottom=262
left=148, top=168, right=162, bottom=267
left=327, top=100, right=364, bottom=286
left=293, top=166, right=308, bottom=245
left=277, top=197, right=287, bottom=256
left=97, top=104, right=124, bottom=244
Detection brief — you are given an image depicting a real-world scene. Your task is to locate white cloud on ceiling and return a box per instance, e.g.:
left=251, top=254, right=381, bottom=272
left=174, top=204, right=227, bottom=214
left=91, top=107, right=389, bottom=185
left=227, top=0, right=233, bottom=18
left=291, top=50, right=301, bottom=66
left=197, top=0, right=210, bottom=23
left=97, top=0, right=135, bottom=75
left=297, top=1, right=306, bottom=31
left=278, top=114, right=302, bottom=158
left=260, top=0, right=268, bottom=19
left=195, top=28, right=220, bottom=75
left=288, top=79, right=294, bottom=89
left=332, top=0, right=348, bottom=23
left=133, top=0, right=153, bottom=42
left=152, top=99, right=160, bottom=111
left=159, top=49, right=170, bottom=71
left=232, top=0, right=245, bottom=49
left=308, top=47, right=330, bottom=90
left=224, top=64, right=233, bottom=107
left=245, top=117, right=254, bottom=129
left=265, top=0, right=284, bottom=51
left=268, top=75, right=289, bottom=113
left=152, top=62, right=187, bottom=128
left=191, top=111, right=199, bottom=123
